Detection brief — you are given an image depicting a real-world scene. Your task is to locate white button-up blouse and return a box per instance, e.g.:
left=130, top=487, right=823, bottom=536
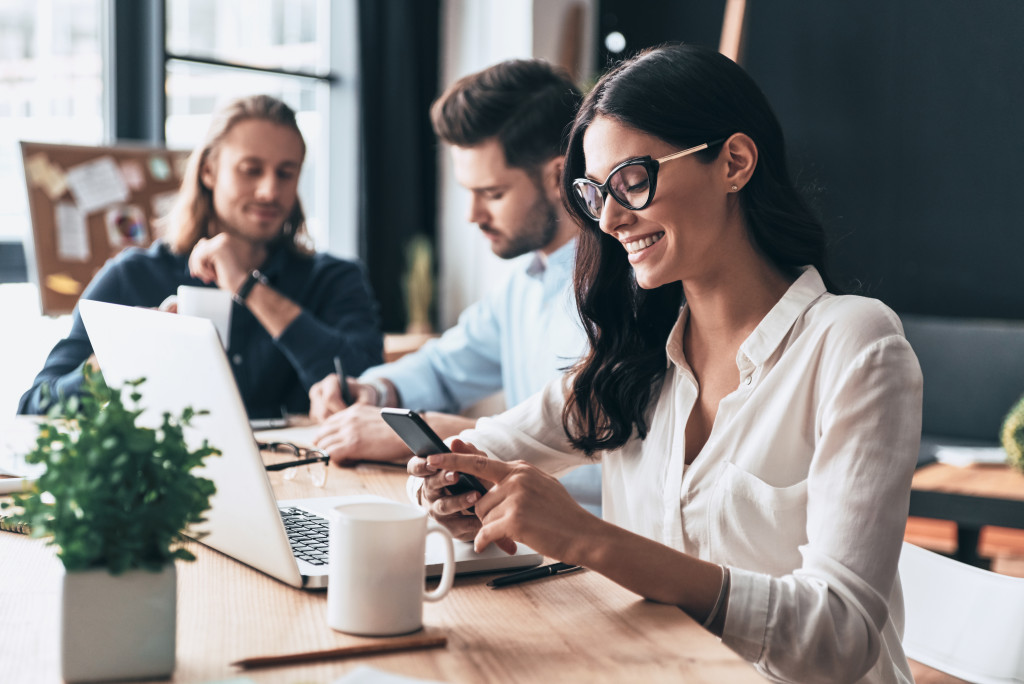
left=454, top=266, right=923, bottom=683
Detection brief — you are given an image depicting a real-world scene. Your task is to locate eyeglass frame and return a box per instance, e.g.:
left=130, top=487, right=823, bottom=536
left=571, top=137, right=728, bottom=221
left=258, top=441, right=330, bottom=486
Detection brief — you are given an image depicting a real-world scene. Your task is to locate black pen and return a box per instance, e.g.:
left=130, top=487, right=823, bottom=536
left=487, top=562, right=583, bottom=588
left=333, top=356, right=355, bottom=405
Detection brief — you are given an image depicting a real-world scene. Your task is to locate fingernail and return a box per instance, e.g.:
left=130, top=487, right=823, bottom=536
left=444, top=471, right=457, bottom=484
left=426, top=455, right=443, bottom=467
left=466, top=491, right=479, bottom=504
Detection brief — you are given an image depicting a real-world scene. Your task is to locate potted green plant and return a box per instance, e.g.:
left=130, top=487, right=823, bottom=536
left=1002, top=394, right=1024, bottom=474
left=2, top=366, right=218, bottom=682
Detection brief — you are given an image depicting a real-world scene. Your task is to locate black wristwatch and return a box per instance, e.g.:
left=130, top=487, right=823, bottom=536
left=232, top=269, right=269, bottom=306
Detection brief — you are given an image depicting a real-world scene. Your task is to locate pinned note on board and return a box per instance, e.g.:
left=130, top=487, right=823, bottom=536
left=66, top=156, right=130, bottom=214
left=148, top=155, right=171, bottom=181
left=44, top=273, right=83, bottom=296
left=119, top=160, right=146, bottom=190
left=104, top=205, right=148, bottom=249
left=54, top=201, right=90, bottom=262
left=20, top=140, right=190, bottom=316
left=151, top=190, right=179, bottom=222
left=25, top=152, right=69, bottom=200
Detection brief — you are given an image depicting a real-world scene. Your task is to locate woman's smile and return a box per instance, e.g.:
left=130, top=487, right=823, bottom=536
left=621, top=231, right=666, bottom=263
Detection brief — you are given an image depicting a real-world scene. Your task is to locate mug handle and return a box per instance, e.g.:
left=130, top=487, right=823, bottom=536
left=423, top=523, right=455, bottom=602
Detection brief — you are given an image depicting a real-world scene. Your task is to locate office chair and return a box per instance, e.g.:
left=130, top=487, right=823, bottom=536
left=899, top=542, right=1024, bottom=683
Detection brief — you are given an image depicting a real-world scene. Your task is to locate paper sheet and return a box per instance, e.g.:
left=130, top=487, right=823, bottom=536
left=0, top=419, right=45, bottom=493
left=66, top=156, right=130, bottom=214
left=333, top=666, right=447, bottom=684
left=119, top=160, right=146, bottom=190
left=151, top=190, right=179, bottom=220
left=148, top=155, right=171, bottom=181
left=44, top=273, right=83, bottom=296
left=55, top=201, right=91, bottom=262
left=253, top=424, right=319, bottom=448
left=934, top=445, right=1007, bottom=467
left=105, top=204, right=148, bottom=248
left=25, top=152, right=69, bottom=199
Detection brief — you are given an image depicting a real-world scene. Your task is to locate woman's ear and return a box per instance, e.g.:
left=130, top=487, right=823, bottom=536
left=721, top=133, right=757, bottom=192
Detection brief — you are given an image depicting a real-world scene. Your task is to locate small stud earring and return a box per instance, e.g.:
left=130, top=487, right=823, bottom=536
left=730, top=184, right=739, bottom=192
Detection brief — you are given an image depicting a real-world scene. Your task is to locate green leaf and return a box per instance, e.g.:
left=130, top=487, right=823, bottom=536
left=7, top=375, right=219, bottom=572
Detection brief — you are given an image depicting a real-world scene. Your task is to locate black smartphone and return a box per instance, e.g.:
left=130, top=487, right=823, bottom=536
left=380, top=408, right=488, bottom=498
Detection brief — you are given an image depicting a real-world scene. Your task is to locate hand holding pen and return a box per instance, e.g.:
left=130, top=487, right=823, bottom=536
left=487, top=562, right=583, bottom=588
left=333, top=356, right=355, bottom=406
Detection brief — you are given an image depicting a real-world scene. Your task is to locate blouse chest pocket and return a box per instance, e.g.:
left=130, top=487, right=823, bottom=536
left=709, top=462, right=808, bottom=575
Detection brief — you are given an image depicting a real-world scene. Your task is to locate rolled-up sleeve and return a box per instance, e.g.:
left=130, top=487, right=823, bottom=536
left=722, top=335, right=922, bottom=683
left=363, top=293, right=504, bottom=413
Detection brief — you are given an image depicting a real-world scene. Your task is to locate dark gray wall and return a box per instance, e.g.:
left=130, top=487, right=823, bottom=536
left=598, top=1, right=1024, bottom=319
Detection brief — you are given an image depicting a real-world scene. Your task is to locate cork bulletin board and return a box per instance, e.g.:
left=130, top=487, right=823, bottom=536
left=20, top=141, right=190, bottom=316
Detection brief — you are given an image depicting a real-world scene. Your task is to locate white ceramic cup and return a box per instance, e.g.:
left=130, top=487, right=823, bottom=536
left=176, top=285, right=232, bottom=349
left=327, top=501, right=455, bottom=636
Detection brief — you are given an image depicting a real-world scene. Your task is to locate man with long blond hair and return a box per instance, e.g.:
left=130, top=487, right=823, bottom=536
left=20, top=95, right=382, bottom=418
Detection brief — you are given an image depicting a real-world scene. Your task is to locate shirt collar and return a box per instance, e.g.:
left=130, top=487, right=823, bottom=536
left=664, top=265, right=828, bottom=370
left=526, top=237, right=576, bottom=280
left=739, top=265, right=826, bottom=367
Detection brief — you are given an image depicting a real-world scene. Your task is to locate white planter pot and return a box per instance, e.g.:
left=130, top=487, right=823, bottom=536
left=60, top=564, right=176, bottom=682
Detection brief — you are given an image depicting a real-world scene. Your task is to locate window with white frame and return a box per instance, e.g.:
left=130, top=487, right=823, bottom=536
left=0, top=0, right=352, bottom=270
left=0, top=0, right=107, bottom=242
left=164, top=0, right=334, bottom=249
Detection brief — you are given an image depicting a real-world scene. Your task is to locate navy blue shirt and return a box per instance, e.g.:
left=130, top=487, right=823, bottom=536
left=19, top=240, right=383, bottom=417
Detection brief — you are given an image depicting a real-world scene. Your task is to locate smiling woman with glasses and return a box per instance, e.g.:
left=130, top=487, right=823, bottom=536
left=571, top=138, right=726, bottom=220
left=410, top=43, right=923, bottom=683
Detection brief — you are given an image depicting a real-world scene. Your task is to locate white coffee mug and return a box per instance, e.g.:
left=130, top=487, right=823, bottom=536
left=327, top=501, right=455, bottom=636
left=176, top=285, right=232, bottom=349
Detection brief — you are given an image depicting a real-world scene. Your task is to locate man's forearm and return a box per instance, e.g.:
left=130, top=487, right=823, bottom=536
left=242, top=281, right=302, bottom=338
left=421, top=412, right=477, bottom=439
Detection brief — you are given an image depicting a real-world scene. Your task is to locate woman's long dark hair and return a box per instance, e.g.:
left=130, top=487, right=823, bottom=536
left=561, top=44, right=833, bottom=455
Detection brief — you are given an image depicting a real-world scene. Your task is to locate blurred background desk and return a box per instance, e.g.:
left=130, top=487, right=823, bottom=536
left=910, top=462, right=1024, bottom=570
left=1, top=452, right=759, bottom=683
left=384, top=332, right=438, bottom=363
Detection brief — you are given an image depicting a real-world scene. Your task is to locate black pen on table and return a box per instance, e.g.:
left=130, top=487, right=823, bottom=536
left=333, top=356, right=355, bottom=405
left=487, top=562, right=583, bottom=588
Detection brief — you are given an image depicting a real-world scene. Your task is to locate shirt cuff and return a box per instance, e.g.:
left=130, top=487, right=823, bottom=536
left=362, top=361, right=449, bottom=413
left=406, top=475, right=426, bottom=507
left=720, top=565, right=771, bottom=663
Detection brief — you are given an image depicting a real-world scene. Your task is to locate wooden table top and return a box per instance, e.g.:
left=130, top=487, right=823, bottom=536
left=912, top=462, right=1024, bottom=501
left=1, top=450, right=760, bottom=683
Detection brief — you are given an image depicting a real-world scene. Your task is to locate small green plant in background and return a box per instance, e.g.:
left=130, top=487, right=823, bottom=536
left=1, top=366, right=219, bottom=573
left=1001, top=394, right=1024, bottom=474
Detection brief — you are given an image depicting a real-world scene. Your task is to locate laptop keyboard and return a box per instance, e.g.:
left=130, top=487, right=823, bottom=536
left=279, top=507, right=330, bottom=566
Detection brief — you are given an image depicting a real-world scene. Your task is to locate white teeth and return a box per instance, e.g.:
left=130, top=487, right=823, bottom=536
left=623, top=233, right=664, bottom=254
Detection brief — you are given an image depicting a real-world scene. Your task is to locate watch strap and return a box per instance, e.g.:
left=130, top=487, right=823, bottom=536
left=232, top=269, right=269, bottom=306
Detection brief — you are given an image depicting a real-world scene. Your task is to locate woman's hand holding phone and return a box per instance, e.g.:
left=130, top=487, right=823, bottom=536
left=409, top=438, right=492, bottom=543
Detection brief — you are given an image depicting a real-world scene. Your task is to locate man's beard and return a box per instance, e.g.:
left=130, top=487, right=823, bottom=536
left=488, top=192, right=559, bottom=260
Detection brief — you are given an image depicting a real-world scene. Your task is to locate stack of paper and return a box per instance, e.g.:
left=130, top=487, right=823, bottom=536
left=933, top=445, right=1008, bottom=467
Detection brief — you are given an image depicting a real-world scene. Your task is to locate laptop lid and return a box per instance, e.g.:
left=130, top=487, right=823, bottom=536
left=79, top=301, right=542, bottom=589
left=80, top=300, right=308, bottom=587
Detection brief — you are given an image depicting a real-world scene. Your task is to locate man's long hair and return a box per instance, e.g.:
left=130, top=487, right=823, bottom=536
left=163, top=94, right=313, bottom=255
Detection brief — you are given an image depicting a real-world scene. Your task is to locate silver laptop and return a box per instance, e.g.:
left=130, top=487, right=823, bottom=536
left=79, top=300, right=541, bottom=589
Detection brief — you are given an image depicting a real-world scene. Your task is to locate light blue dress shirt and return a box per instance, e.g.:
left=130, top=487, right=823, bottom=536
left=363, top=238, right=602, bottom=514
